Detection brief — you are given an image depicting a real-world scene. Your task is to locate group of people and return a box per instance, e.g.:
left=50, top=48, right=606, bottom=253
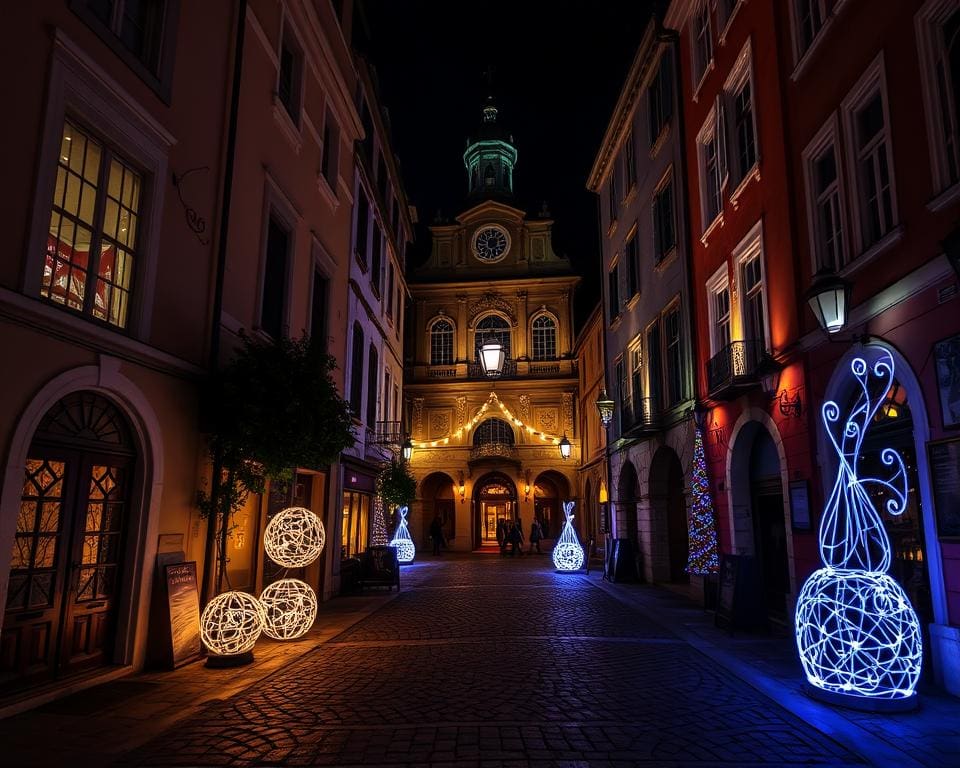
left=497, top=517, right=544, bottom=557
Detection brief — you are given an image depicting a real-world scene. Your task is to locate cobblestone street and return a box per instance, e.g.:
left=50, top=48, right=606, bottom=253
left=119, top=556, right=863, bottom=767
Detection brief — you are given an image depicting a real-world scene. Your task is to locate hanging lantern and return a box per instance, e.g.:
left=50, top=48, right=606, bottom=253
left=558, top=434, right=571, bottom=460
left=595, top=389, right=615, bottom=427
left=806, top=270, right=851, bottom=334
left=401, top=437, right=413, bottom=461
left=479, top=340, right=505, bottom=377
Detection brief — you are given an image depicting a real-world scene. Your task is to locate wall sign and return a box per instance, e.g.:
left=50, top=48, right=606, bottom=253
left=789, top=480, right=812, bottom=532
left=934, top=333, right=960, bottom=428
left=928, top=437, right=960, bottom=539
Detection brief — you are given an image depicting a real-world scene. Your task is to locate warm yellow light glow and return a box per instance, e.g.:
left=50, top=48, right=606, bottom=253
left=263, top=507, right=325, bottom=568
left=259, top=578, right=317, bottom=640
left=201, top=590, right=265, bottom=656
left=599, top=483, right=608, bottom=504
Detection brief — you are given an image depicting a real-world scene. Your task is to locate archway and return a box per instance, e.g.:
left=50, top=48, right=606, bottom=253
left=533, top=470, right=569, bottom=540
left=3, top=391, right=138, bottom=692
left=420, top=472, right=456, bottom=546
left=650, top=446, right=687, bottom=583
left=472, top=472, right=517, bottom=549
left=729, top=419, right=790, bottom=621
left=617, top=460, right=639, bottom=544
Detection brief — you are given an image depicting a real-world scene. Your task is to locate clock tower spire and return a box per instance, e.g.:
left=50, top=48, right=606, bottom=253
left=463, top=70, right=518, bottom=200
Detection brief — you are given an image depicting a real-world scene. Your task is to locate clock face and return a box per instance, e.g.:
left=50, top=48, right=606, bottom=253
left=473, top=226, right=510, bottom=262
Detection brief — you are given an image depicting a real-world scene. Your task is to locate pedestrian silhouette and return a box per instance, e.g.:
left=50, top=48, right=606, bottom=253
left=430, top=513, right=444, bottom=555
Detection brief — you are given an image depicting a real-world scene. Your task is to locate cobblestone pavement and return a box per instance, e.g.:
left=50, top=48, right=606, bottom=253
left=119, top=556, right=863, bottom=767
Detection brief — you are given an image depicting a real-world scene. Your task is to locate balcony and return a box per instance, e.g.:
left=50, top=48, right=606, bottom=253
left=619, top=396, right=660, bottom=436
left=411, top=358, right=577, bottom=382
left=367, top=421, right=402, bottom=448
left=468, top=442, right=519, bottom=465
left=467, top=358, right=518, bottom=379
left=707, top=340, right=766, bottom=400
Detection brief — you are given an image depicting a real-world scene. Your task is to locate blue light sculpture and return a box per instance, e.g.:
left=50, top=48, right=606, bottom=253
left=389, top=505, right=416, bottom=563
left=795, top=350, right=922, bottom=708
left=552, top=501, right=584, bottom=571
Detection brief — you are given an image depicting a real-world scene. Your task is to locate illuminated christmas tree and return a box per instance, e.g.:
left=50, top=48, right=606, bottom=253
left=687, top=427, right=720, bottom=574
left=370, top=497, right=389, bottom=546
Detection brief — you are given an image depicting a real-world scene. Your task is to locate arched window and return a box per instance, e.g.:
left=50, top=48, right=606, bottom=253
left=430, top=319, right=454, bottom=365
left=473, top=418, right=515, bottom=446
left=475, top=315, right=511, bottom=360
left=532, top=315, right=557, bottom=360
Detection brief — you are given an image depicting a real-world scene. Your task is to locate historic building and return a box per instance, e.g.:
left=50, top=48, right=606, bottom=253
left=588, top=16, right=698, bottom=590
left=405, top=98, right=580, bottom=552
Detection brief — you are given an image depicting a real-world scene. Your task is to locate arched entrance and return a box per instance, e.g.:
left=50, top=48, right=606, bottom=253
left=3, top=391, right=137, bottom=691
left=420, top=472, right=456, bottom=545
left=729, top=420, right=790, bottom=621
left=533, top=470, right=569, bottom=540
left=473, top=472, right=517, bottom=549
left=650, top=447, right=687, bottom=583
left=617, top=460, right=639, bottom=544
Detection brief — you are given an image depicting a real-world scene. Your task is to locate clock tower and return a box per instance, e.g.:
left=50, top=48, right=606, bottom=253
left=463, top=96, right=518, bottom=201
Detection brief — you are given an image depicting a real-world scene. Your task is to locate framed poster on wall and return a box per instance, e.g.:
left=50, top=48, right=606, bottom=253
left=928, top=437, right=960, bottom=539
left=934, top=333, right=960, bottom=428
left=789, top=480, right=812, bottom=532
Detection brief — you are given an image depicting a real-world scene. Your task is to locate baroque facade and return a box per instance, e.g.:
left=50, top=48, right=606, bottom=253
left=405, top=98, right=580, bottom=551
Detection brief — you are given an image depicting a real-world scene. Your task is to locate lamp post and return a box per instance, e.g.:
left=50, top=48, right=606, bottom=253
left=401, top=437, right=413, bottom=462
left=558, top=434, right=571, bottom=460
left=806, top=270, right=851, bottom=335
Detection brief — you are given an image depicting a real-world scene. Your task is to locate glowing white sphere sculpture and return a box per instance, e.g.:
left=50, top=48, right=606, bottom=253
left=796, top=569, right=921, bottom=699
left=200, top=590, right=265, bottom=656
left=259, top=578, right=318, bottom=640
left=389, top=505, right=415, bottom=563
left=263, top=506, right=325, bottom=568
left=552, top=501, right=585, bottom=572
left=795, top=351, right=923, bottom=705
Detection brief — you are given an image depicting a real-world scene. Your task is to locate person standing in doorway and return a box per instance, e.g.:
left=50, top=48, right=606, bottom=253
left=528, top=517, right=543, bottom=554
left=430, top=513, right=444, bottom=556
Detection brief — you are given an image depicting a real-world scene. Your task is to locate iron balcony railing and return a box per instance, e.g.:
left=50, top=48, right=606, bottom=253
left=467, top=357, right=518, bottom=379
left=368, top=420, right=403, bottom=447
left=469, top=442, right=519, bottom=462
left=707, top=339, right=766, bottom=398
left=619, top=395, right=661, bottom=435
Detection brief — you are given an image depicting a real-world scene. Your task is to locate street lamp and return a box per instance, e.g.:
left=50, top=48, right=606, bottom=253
left=757, top=355, right=784, bottom=399
left=401, top=437, right=413, bottom=462
left=806, top=270, right=851, bottom=334
left=691, top=401, right=710, bottom=430
left=479, top=339, right=505, bottom=377
left=558, top=434, right=571, bottom=460
left=595, top=388, right=615, bottom=427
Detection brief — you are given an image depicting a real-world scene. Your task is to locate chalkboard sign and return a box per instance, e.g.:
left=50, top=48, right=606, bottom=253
left=929, top=438, right=960, bottom=538
left=164, top=561, right=202, bottom=668
left=609, top=538, right=638, bottom=583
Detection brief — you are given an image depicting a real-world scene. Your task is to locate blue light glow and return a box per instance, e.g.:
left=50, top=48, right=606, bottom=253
left=795, top=350, right=922, bottom=701
left=389, top=505, right=416, bottom=563
left=552, top=501, right=584, bottom=571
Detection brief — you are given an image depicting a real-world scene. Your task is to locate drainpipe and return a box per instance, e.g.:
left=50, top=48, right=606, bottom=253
left=201, top=0, right=246, bottom=605
left=595, top=187, right=616, bottom=576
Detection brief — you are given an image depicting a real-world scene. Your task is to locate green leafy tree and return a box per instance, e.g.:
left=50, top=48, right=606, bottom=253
left=376, top=459, right=417, bottom=529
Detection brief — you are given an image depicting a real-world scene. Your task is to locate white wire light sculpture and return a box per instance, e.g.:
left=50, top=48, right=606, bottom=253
left=552, top=500, right=584, bottom=571
left=200, top=590, right=266, bottom=656
left=263, top=506, right=326, bottom=568
left=389, top=505, right=416, bottom=563
left=795, top=350, right=922, bottom=704
left=259, top=578, right=318, bottom=640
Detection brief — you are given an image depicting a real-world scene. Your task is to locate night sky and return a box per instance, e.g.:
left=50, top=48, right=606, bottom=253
left=361, top=1, right=657, bottom=329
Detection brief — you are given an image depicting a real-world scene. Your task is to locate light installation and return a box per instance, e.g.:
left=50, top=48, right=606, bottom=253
left=259, top=578, right=318, bottom=640
left=200, top=590, right=266, bottom=656
left=389, top=505, right=416, bottom=563
left=370, top=496, right=389, bottom=546
left=687, top=427, right=720, bottom=574
left=263, top=506, right=326, bottom=568
left=795, top=350, right=922, bottom=706
left=552, top=501, right=585, bottom=571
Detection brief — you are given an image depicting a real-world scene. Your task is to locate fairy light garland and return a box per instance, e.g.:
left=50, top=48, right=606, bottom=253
left=412, top=392, right=564, bottom=448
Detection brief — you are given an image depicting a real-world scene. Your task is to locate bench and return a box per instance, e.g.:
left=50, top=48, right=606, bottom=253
left=359, top=545, right=400, bottom=592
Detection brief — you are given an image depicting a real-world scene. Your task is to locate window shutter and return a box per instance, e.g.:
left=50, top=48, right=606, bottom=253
left=715, top=96, right=729, bottom=188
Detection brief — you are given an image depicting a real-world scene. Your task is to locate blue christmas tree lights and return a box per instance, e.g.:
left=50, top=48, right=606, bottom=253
left=795, top=351, right=922, bottom=705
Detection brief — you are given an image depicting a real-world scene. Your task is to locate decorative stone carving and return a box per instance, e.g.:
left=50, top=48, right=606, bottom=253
left=518, top=394, right=530, bottom=421
left=562, top=392, right=574, bottom=433
left=468, top=291, right=517, bottom=328
left=456, top=396, right=467, bottom=427
left=413, top=397, right=424, bottom=439
left=538, top=410, right=557, bottom=431
left=430, top=411, right=451, bottom=437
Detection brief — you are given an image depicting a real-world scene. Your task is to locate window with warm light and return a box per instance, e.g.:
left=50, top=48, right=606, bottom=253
left=430, top=319, right=454, bottom=365
left=532, top=315, right=557, bottom=361
left=43, top=120, right=141, bottom=330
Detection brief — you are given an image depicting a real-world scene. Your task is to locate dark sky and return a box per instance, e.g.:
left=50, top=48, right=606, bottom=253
left=361, top=1, right=656, bottom=329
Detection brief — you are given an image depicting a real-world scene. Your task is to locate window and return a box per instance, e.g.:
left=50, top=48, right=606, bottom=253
left=366, top=345, right=378, bottom=425
left=532, top=315, right=557, bottom=361
left=648, top=55, right=673, bottom=146
left=653, top=173, right=676, bottom=262
left=740, top=249, right=767, bottom=348
left=664, top=306, right=683, bottom=407
left=624, top=131, right=637, bottom=190
left=615, top=357, right=626, bottom=431
left=310, top=268, right=328, bottom=350
left=697, top=107, right=726, bottom=228
left=804, top=124, right=846, bottom=272
left=430, top=319, right=454, bottom=365
left=708, top=274, right=732, bottom=355
left=917, top=0, right=960, bottom=193
left=260, top=215, right=289, bottom=339
left=630, top=343, right=643, bottom=404
left=717, top=0, right=738, bottom=32
left=354, top=191, right=369, bottom=265
left=349, top=323, right=364, bottom=415
left=626, top=231, right=640, bottom=300
left=383, top=370, right=391, bottom=421
left=475, top=315, right=511, bottom=359
left=693, top=2, right=713, bottom=85
left=474, top=418, right=514, bottom=446
left=395, top=284, right=402, bottom=329
left=843, top=59, right=897, bottom=252
left=278, top=24, right=303, bottom=121
left=647, top=319, right=662, bottom=408
left=371, top=223, right=382, bottom=296
left=42, top=120, right=141, bottom=329
left=607, top=264, right=620, bottom=323
left=387, top=263, right=395, bottom=319
left=341, top=491, right=369, bottom=559
left=723, top=42, right=758, bottom=186
left=610, top=160, right=621, bottom=220
left=795, top=0, right=827, bottom=55
left=321, top=110, right=340, bottom=189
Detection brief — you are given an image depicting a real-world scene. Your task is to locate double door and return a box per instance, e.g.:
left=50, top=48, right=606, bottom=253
left=2, top=450, right=130, bottom=691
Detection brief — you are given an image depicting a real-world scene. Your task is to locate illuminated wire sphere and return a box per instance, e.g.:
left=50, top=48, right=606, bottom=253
left=259, top=578, right=318, bottom=640
left=389, top=505, right=416, bottom=563
left=552, top=500, right=584, bottom=571
left=200, top=590, right=265, bottom=656
left=263, top=506, right=325, bottom=568
left=796, top=569, right=922, bottom=700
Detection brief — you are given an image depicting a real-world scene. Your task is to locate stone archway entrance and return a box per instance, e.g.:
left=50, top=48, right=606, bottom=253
left=420, top=472, right=457, bottom=547
left=472, top=472, right=517, bottom=549
left=650, top=447, right=687, bottom=583
left=2, top=392, right=137, bottom=692
left=533, top=470, right=569, bottom=540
